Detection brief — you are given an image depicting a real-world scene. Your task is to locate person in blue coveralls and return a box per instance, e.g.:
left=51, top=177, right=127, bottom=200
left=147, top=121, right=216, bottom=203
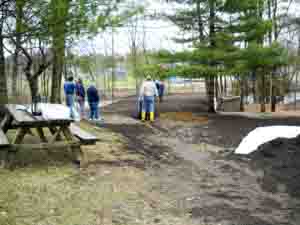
left=87, top=85, right=102, bottom=121
left=75, top=78, right=85, bottom=118
left=64, top=76, right=76, bottom=118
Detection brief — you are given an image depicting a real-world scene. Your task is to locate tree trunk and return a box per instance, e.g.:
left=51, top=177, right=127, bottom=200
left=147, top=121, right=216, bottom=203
left=207, top=0, right=216, bottom=113
left=240, top=76, right=245, bottom=112
left=245, top=76, right=249, bottom=103
left=224, top=76, right=227, bottom=96
left=104, top=72, right=107, bottom=98
left=252, top=72, right=256, bottom=103
left=12, top=50, right=19, bottom=97
left=51, top=41, right=64, bottom=103
left=111, top=27, right=115, bottom=100
left=29, top=79, right=38, bottom=101
left=50, top=0, right=69, bottom=103
left=0, top=21, right=8, bottom=105
left=271, top=75, right=276, bottom=112
left=271, top=0, right=279, bottom=112
left=219, top=76, right=224, bottom=96
left=267, top=0, right=277, bottom=112
left=133, top=46, right=139, bottom=96
left=215, top=75, right=219, bottom=99
left=12, top=0, right=24, bottom=97
left=260, top=73, right=266, bottom=112
left=207, top=77, right=215, bottom=112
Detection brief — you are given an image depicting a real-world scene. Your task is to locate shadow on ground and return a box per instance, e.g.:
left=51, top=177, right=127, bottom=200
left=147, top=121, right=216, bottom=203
left=100, top=123, right=179, bottom=166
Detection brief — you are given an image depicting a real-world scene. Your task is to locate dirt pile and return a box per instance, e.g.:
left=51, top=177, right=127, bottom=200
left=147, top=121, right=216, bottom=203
left=245, top=136, right=300, bottom=197
left=160, top=112, right=209, bottom=123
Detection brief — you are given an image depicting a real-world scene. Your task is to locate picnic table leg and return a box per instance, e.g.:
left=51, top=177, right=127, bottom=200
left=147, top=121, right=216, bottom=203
left=49, top=127, right=62, bottom=141
left=1, top=113, right=13, bottom=133
left=0, top=150, right=7, bottom=169
left=0, top=150, right=14, bottom=170
left=0, top=114, right=12, bottom=168
left=62, top=127, right=74, bottom=141
left=13, top=128, right=29, bottom=144
left=27, top=129, right=35, bottom=137
left=49, top=127, right=63, bottom=143
left=7, top=148, right=16, bottom=170
left=36, top=128, right=47, bottom=143
left=62, top=126, right=85, bottom=167
left=6, top=127, right=29, bottom=168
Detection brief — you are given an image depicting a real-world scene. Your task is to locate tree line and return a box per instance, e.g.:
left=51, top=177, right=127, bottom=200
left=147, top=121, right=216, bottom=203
left=155, top=0, right=299, bottom=113
left=1, top=0, right=300, bottom=114
left=0, top=0, right=135, bottom=104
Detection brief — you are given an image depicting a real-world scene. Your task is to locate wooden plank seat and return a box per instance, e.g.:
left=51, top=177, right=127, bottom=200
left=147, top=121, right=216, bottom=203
left=70, top=124, right=99, bottom=145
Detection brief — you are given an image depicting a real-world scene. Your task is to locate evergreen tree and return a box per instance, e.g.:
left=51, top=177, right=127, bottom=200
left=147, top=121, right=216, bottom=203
left=162, top=0, right=287, bottom=112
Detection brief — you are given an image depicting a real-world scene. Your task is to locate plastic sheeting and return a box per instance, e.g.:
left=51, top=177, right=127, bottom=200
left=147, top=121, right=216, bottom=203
left=235, top=126, right=300, bottom=155
left=16, top=104, right=80, bottom=122
left=40, top=104, right=80, bottom=121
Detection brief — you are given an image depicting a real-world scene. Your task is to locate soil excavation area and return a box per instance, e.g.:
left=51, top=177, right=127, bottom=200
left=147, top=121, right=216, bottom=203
left=101, top=94, right=300, bottom=225
left=2, top=94, right=300, bottom=225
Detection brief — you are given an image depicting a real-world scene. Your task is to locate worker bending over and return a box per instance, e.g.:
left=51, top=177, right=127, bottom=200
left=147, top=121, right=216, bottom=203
left=139, top=75, right=158, bottom=122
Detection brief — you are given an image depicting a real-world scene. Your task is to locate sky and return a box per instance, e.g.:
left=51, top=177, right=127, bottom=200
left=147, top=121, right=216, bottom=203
left=74, top=0, right=300, bottom=57
left=73, top=0, right=184, bottom=56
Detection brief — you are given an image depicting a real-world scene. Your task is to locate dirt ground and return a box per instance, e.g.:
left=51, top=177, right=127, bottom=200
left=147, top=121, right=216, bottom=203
left=2, top=94, right=300, bottom=225
left=101, top=94, right=300, bottom=225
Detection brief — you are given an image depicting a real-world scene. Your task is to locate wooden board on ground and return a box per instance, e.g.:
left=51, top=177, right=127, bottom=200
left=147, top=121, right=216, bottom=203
left=70, top=124, right=99, bottom=145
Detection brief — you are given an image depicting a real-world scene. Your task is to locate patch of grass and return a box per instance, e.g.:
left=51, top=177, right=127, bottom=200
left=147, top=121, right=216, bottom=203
left=0, top=165, right=146, bottom=225
left=259, top=112, right=273, bottom=118
left=0, top=122, right=199, bottom=225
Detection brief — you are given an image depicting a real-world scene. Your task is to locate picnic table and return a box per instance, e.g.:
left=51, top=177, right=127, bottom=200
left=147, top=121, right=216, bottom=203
left=0, top=104, right=99, bottom=168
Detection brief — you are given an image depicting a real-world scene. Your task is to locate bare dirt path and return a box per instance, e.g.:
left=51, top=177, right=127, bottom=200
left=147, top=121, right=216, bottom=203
left=99, top=94, right=300, bottom=225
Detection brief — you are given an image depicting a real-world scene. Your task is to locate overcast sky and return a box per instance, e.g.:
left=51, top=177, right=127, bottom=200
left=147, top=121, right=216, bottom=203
left=73, top=0, right=184, bottom=56
left=74, top=0, right=300, bottom=56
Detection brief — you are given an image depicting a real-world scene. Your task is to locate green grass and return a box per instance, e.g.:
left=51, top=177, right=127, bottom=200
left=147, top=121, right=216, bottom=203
left=0, top=165, right=147, bottom=225
left=0, top=122, right=198, bottom=225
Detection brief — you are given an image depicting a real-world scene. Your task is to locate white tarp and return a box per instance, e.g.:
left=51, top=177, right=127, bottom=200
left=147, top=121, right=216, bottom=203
left=40, top=104, right=80, bottom=121
left=235, top=126, right=300, bottom=155
left=16, top=104, right=81, bottom=121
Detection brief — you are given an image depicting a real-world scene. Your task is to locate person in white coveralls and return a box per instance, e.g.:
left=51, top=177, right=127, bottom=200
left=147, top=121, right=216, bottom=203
left=139, top=75, right=159, bottom=122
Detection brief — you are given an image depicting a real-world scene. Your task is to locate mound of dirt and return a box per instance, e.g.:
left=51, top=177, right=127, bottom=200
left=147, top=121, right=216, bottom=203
left=246, top=136, right=300, bottom=197
left=160, top=112, right=209, bottom=123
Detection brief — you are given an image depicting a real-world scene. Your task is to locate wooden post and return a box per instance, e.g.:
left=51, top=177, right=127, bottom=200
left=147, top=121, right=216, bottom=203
left=49, top=127, right=64, bottom=143
left=13, top=128, right=29, bottom=144
left=49, top=127, right=62, bottom=141
left=62, top=126, right=74, bottom=141
left=0, top=151, right=7, bottom=169
left=62, top=126, right=84, bottom=166
left=36, top=127, right=47, bottom=143
left=1, top=114, right=13, bottom=133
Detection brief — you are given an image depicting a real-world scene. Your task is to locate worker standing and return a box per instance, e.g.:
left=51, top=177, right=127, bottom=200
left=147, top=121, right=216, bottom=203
left=64, top=76, right=76, bottom=119
left=87, top=85, right=101, bottom=121
left=139, top=75, right=158, bottom=122
left=75, top=78, right=85, bottom=118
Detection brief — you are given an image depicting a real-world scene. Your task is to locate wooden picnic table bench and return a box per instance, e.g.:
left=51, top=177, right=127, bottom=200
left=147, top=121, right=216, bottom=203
left=0, top=104, right=99, bottom=169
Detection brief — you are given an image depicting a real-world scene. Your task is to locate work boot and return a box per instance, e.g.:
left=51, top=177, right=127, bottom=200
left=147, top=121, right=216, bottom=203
left=150, top=112, right=155, bottom=122
left=141, top=112, right=146, bottom=121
